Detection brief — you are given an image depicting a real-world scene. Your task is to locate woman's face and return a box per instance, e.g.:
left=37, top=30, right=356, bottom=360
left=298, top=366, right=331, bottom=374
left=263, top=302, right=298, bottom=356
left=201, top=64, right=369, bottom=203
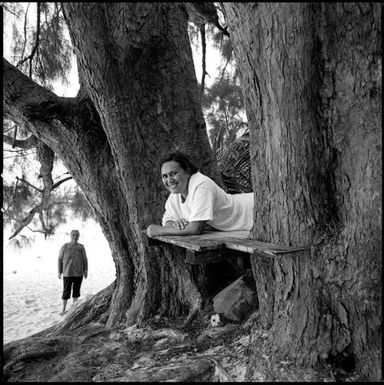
left=161, top=160, right=190, bottom=196
left=71, top=231, right=80, bottom=242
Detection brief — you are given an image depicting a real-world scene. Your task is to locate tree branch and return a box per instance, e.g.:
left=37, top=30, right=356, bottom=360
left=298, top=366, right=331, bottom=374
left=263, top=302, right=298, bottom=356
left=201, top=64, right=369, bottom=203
left=4, top=150, right=36, bottom=160
left=17, top=2, right=41, bottom=78
left=9, top=206, right=41, bottom=240
left=52, top=176, right=73, bottom=190
left=16, top=176, right=42, bottom=193
left=20, top=2, right=31, bottom=61
left=3, top=133, right=38, bottom=149
left=38, top=211, right=51, bottom=237
left=186, top=3, right=229, bottom=37
left=36, top=139, right=54, bottom=211
left=9, top=140, right=56, bottom=240
left=4, top=58, right=58, bottom=112
left=218, top=54, right=232, bottom=85
left=3, top=58, right=104, bottom=148
left=3, top=58, right=75, bottom=144
left=3, top=4, right=22, bottom=18
left=200, top=24, right=207, bottom=92
left=2, top=180, right=20, bottom=215
left=12, top=126, right=18, bottom=148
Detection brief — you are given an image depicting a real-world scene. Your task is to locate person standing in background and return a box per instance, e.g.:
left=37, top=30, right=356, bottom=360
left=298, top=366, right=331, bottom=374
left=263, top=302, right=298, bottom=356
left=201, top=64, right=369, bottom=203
left=58, top=229, right=88, bottom=315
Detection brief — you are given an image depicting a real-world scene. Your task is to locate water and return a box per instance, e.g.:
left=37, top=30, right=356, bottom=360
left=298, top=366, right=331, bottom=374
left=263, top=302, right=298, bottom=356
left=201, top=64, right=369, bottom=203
left=3, top=218, right=116, bottom=344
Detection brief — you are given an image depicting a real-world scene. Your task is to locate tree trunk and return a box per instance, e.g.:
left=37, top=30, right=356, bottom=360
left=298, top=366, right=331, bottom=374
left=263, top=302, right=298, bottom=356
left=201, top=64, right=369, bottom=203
left=223, top=2, right=381, bottom=380
left=3, top=3, right=222, bottom=330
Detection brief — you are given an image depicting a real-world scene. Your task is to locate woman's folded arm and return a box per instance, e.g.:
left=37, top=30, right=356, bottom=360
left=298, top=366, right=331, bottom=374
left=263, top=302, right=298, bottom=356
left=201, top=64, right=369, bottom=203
left=147, top=220, right=207, bottom=238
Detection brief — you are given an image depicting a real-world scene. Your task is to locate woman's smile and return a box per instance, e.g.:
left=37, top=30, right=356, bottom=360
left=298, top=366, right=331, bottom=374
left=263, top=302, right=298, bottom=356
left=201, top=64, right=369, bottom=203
left=167, top=182, right=178, bottom=190
left=161, top=161, right=190, bottom=197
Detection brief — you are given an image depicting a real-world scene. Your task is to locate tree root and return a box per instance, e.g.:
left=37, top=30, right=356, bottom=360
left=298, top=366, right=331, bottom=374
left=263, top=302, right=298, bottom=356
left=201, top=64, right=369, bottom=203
left=111, top=358, right=214, bottom=382
left=49, top=282, right=115, bottom=335
left=3, top=335, right=73, bottom=381
left=180, top=306, right=200, bottom=329
left=197, top=355, right=236, bottom=381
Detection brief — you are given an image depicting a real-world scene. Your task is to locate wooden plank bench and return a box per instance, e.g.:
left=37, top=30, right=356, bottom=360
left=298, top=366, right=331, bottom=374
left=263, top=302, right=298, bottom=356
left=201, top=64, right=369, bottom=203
left=144, top=230, right=308, bottom=264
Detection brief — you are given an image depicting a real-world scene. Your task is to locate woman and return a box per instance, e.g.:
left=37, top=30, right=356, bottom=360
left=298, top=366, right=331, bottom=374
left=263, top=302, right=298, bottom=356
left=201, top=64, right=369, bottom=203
left=57, top=230, right=88, bottom=315
left=146, top=152, right=253, bottom=237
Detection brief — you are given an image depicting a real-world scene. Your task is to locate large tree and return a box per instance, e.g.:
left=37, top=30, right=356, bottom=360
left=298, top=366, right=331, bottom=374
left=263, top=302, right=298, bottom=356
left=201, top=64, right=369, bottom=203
left=4, top=2, right=224, bottom=330
left=222, top=2, right=381, bottom=380
left=3, top=2, right=381, bottom=381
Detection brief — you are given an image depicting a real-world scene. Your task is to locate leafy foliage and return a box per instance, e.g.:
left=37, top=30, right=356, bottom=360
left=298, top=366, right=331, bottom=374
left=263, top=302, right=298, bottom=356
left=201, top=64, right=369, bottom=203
left=32, top=3, right=72, bottom=87
left=3, top=167, right=95, bottom=243
left=217, top=134, right=252, bottom=194
left=3, top=134, right=95, bottom=243
left=6, top=2, right=73, bottom=87
left=203, top=75, right=247, bottom=154
left=187, top=22, right=200, bottom=52
left=199, top=26, right=250, bottom=193
left=69, top=189, right=95, bottom=222
left=3, top=3, right=86, bottom=241
left=210, top=26, right=233, bottom=63
left=3, top=181, right=34, bottom=227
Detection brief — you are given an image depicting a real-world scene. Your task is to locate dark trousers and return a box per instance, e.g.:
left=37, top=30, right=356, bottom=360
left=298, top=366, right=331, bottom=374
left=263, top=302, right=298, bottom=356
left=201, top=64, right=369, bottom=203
left=62, top=276, right=83, bottom=300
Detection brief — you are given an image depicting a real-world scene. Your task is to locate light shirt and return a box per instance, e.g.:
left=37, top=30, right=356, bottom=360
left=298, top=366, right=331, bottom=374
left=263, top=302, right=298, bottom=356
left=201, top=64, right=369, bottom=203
left=162, top=172, right=254, bottom=231
left=58, top=242, right=88, bottom=277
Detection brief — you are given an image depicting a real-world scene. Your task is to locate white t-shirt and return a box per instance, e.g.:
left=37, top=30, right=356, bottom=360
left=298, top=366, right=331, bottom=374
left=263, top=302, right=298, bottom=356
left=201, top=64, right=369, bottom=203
left=162, top=172, right=254, bottom=231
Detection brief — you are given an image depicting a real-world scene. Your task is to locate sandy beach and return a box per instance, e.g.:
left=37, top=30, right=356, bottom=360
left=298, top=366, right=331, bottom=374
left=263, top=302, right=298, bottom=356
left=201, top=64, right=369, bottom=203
left=3, top=219, right=116, bottom=345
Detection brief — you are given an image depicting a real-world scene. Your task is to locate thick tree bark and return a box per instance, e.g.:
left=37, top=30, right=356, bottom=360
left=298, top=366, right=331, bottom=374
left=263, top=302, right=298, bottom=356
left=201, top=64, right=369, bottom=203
left=4, top=60, right=136, bottom=326
left=4, top=3, right=221, bottom=330
left=223, top=2, right=381, bottom=381
left=61, top=2, right=223, bottom=327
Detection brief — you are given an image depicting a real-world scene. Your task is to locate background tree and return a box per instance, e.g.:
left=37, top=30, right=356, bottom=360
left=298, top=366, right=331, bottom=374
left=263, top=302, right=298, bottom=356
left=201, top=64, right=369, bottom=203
left=202, top=71, right=251, bottom=193
left=190, top=19, right=252, bottom=194
left=3, top=2, right=90, bottom=242
left=222, top=2, right=381, bottom=380
left=3, top=127, right=94, bottom=244
left=204, top=77, right=246, bottom=153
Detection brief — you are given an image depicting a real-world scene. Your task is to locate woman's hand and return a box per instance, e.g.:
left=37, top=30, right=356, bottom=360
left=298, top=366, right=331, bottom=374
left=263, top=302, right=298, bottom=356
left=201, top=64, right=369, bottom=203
left=171, top=218, right=189, bottom=230
left=147, top=224, right=163, bottom=238
left=147, top=220, right=206, bottom=238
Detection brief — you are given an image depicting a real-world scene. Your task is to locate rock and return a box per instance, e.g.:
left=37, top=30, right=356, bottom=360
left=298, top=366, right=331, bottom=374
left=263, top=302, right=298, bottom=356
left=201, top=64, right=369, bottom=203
left=210, top=313, right=222, bottom=327
left=213, top=274, right=258, bottom=322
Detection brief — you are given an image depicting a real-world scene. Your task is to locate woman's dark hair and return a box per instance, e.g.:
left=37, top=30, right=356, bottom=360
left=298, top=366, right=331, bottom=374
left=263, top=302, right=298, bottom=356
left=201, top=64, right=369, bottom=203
left=159, top=152, right=198, bottom=174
